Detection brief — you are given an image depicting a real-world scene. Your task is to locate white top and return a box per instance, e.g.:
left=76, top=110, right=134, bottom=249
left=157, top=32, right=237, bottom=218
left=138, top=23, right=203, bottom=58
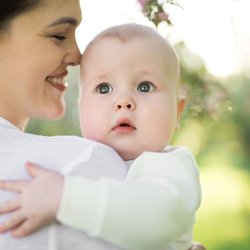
left=0, top=116, right=128, bottom=250
left=57, top=147, right=201, bottom=250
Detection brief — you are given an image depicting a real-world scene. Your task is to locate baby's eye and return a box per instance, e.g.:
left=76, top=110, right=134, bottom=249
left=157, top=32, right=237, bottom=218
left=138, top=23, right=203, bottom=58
left=137, top=81, right=155, bottom=93
left=96, top=83, right=113, bottom=94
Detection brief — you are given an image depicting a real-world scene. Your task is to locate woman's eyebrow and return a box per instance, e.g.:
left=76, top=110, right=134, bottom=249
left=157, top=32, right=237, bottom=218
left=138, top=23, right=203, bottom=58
left=48, top=17, right=78, bottom=27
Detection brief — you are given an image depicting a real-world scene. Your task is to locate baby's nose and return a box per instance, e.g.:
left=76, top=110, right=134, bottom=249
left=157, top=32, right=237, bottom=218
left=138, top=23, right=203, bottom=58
left=115, top=97, right=135, bottom=111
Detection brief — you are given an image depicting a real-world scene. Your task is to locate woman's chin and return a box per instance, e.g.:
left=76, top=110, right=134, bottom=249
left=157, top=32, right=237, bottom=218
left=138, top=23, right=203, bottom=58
left=41, top=104, right=65, bottom=120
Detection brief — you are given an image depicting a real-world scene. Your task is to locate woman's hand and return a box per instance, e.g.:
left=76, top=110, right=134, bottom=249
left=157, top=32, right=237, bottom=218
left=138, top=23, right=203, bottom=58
left=0, top=162, right=63, bottom=237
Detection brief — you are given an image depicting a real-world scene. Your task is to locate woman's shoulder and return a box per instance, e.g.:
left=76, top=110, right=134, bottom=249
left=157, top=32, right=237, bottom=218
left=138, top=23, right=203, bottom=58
left=25, top=133, right=99, bottom=149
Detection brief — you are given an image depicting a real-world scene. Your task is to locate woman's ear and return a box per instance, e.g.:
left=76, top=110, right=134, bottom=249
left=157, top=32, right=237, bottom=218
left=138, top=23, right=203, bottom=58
left=176, top=95, right=186, bottom=130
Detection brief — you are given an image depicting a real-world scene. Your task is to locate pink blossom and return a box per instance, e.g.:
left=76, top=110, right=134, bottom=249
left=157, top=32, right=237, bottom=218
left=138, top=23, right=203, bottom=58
left=157, top=11, right=171, bottom=23
left=137, top=0, right=149, bottom=8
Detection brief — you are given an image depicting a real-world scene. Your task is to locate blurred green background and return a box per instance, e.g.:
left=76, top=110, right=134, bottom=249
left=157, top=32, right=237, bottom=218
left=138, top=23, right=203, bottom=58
left=26, top=0, right=250, bottom=249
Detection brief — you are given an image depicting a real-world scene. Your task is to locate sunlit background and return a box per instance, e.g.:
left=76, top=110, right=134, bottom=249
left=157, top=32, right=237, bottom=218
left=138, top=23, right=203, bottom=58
left=27, top=1, right=250, bottom=249
left=78, top=0, right=250, bottom=78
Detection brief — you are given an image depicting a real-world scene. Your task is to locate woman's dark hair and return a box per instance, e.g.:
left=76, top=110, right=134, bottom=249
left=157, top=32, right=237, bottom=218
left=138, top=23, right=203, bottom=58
left=0, top=0, right=42, bottom=33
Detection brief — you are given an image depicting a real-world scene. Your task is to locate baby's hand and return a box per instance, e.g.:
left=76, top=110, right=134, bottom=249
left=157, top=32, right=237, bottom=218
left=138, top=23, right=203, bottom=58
left=0, top=162, right=63, bottom=237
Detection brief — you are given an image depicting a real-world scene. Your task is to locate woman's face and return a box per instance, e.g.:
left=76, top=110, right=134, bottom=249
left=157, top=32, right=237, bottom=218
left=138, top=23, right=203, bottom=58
left=0, top=0, right=82, bottom=129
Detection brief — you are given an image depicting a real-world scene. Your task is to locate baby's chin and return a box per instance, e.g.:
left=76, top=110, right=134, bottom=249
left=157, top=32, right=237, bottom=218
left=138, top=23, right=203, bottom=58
left=117, top=150, right=143, bottom=161
left=120, top=145, right=168, bottom=161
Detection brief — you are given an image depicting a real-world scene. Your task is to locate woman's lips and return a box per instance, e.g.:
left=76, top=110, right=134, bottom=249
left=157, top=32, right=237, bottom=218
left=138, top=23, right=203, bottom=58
left=46, top=71, right=68, bottom=92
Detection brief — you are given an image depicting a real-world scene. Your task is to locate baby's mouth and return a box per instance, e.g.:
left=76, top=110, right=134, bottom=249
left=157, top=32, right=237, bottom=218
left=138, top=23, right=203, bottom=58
left=119, top=123, right=132, bottom=127
left=112, top=119, right=136, bottom=134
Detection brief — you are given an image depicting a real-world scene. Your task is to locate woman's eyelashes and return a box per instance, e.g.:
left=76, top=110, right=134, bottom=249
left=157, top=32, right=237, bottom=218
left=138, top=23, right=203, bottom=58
left=44, top=32, right=67, bottom=43
left=52, top=34, right=66, bottom=41
left=50, top=34, right=67, bottom=44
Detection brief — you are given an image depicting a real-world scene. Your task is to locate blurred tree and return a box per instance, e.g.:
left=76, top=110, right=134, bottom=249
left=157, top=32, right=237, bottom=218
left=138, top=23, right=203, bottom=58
left=137, top=0, right=179, bottom=26
left=137, top=0, right=230, bottom=120
left=227, top=74, right=250, bottom=170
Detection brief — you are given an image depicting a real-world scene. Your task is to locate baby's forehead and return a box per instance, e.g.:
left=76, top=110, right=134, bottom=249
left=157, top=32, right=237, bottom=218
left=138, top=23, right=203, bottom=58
left=86, top=31, right=176, bottom=60
left=81, top=24, right=179, bottom=82
left=96, top=27, right=170, bottom=47
left=85, top=24, right=172, bottom=48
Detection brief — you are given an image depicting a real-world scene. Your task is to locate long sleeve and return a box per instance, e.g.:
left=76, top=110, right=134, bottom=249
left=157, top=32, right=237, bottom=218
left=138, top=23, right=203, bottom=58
left=57, top=146, right=201, bottom=250
left=0, top=116, right=128, bottom=250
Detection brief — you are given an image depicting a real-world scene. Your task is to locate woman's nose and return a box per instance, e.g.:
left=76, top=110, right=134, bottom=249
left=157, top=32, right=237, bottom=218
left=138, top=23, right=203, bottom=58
left=115, top=97, right=136, bottom=111
left=63, top=38, right=81, bottom=66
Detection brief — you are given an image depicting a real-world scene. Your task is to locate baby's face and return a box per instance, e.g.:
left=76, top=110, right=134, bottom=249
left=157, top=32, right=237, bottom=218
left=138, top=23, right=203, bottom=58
left=79, top=36, right=185, bottom=160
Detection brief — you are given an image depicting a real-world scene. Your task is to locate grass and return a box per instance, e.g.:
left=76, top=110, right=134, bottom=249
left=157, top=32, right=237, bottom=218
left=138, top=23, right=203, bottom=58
left=193, top=165, right=250, bottom=250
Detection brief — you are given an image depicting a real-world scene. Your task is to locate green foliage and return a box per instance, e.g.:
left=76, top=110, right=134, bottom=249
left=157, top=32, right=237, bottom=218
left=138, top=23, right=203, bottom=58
left=175, top=42, right=230, bottom=121
left=228, top=75, right=250, bottom=169
left=194, top=166, right=250, bottom=250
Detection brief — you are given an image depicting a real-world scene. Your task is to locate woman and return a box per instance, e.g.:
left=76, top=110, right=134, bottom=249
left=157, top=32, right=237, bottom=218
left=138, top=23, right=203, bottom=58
left=0, top=1, right=128, bottom=250
left=0, top=0, right=82, bottom=129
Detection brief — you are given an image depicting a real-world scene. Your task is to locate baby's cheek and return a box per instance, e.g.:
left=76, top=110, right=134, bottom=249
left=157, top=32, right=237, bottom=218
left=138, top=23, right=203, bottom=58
left=80, top=122, right=94, bottom=139
left=81, top=124, right=105, bottom=145
left=80, top=109, right=97, bottom=139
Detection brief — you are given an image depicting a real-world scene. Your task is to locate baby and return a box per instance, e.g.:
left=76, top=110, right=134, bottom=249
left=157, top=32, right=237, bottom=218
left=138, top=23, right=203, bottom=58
left=0, top=23, right=202, bottom=250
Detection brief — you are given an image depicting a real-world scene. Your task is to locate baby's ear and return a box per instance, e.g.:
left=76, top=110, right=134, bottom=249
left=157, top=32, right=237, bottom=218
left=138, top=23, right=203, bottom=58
left=176, top=95, right=186, bottom=130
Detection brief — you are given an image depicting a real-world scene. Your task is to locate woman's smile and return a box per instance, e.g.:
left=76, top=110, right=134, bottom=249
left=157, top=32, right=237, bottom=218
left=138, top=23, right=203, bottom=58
left=46, top=71, right=68, bottom=92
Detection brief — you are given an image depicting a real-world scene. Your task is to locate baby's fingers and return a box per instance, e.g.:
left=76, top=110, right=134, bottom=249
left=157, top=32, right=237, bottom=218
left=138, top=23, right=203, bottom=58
left=0, top=197, right=21, bottom=214
left=11, top=219, right=39, bottom=238
left=0, top=180, right=28, bottom=193
left=0, top=210, right=26, bottom=233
